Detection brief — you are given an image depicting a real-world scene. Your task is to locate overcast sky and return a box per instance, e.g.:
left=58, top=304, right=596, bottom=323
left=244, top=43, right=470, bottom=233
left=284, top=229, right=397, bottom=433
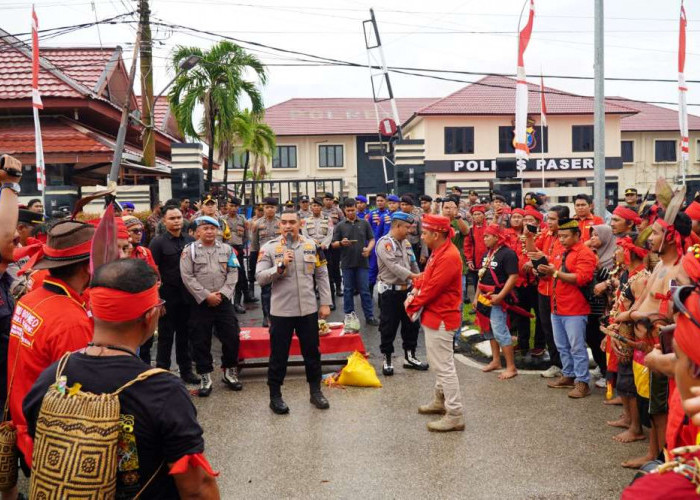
left=3, top=0, right=699, bottom=112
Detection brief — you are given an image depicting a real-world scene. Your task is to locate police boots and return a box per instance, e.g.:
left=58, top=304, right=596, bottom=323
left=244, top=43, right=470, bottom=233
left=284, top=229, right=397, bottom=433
left=198, top=373, right=213, bottom=397
left=404, top=350, right=429, bottom=371
left=222, top=367, right=243, bottom=391
left=382, top=353, right=394, bottom=376
left=269, top=386, right=289, bottom=415
left=309, top=384, right=330, bottom=410
left=233, top=291, right=246, bottom=314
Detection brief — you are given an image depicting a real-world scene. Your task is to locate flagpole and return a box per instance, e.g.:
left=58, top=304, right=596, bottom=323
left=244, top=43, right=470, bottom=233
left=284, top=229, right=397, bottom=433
left=678, top=1, right=689, bottom=186
left=31, top=5, right=46, bottom=208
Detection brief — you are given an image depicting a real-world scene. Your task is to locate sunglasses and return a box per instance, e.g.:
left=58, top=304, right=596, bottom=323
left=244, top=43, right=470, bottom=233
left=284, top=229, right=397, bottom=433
left=672, top=285, right=700, bottom=377
left=129, top=228, right=143, bottom=234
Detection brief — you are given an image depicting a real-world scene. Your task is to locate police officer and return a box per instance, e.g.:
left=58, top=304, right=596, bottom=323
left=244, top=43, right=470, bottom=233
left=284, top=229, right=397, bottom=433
left=247, top=203, right=264, bottom=295
left=256, top=209, right=333, bottom=414
left=226, top=196, right=255, bottom=313
left=297, top=195, right=312, bottom=219
left=180, top=216, right=242, bottom=397
left=199, top=193, right=232, bottom=242
left=303, top=197, right=336, bottom=310
left=322, top=192, right=343, bottom=297
left=356, top=195, right=369, bottom=221
left=368, top=193, right=392, bottom=295
left=251, top=197, right=281, bottom=327
left=399, top=194, right=425, bottom=264
left=375, top=211, right=428, bottom=376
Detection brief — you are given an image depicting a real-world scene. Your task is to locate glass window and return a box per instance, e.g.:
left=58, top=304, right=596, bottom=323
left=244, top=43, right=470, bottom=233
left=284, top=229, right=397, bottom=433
left=572, top=125, right=594, bottom=152
left=444, top=127, right=474, bottom=154
left=655, top=140, right=677, bottom=163
left=319, top=145, right=344, bottom=168
left=272, top=145, right=297, bottom=169
left=621, top=141, right=634, bottom=163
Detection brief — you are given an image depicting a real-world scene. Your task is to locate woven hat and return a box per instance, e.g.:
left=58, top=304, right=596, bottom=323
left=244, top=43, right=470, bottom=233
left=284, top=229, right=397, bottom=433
left=33, top=220, right=94, bottom=270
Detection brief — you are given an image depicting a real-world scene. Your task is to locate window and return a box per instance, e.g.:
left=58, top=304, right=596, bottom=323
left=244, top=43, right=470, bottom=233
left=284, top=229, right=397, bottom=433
left=19, top=164, right=39, bottom=195
left=655, top=140, right=677, bottom=163
left=272, top=145, right=297, bottom=169
left=498, top=126, right=548, bottom=154
left=572, top=125, right=594, bottom=152
left=230, top=150, right=245, bottom=169
left=621, top=141, right=634, bottom=163
left=365, top=142, right=389, bottom=156
left=444, top=127, right=474, bottom=154
left=319, top=145, right=344, bottom=168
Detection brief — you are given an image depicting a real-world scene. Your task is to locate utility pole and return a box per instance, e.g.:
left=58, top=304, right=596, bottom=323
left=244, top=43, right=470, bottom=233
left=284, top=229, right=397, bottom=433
left=139, top=0, right=155, bottom=167
left=593, top=0, right=606, bottom=217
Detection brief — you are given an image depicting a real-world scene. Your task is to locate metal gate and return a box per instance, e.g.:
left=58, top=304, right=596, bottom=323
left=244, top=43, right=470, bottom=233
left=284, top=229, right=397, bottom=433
left=210, top=178, right=345, bottom=206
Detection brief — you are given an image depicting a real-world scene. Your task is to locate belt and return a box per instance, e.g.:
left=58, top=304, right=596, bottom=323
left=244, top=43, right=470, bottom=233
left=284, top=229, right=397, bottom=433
left=378, top=281, right=411, bottom=292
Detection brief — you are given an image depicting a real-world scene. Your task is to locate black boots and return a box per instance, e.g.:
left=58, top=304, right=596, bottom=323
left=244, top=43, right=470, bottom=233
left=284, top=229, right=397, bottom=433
left=269, top=386, right=289, bottom=415
left=309, top=384, right=330, bottom=410
left=404, top=350, right=429, bottom=370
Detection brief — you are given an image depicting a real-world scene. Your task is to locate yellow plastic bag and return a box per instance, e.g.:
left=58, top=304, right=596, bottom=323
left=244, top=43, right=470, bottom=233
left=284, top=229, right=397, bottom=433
left=335, top=351, right=382, bottom=388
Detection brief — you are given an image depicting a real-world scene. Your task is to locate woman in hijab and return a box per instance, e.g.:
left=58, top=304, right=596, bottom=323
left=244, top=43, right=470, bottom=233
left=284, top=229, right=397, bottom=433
left=587, top=224, right=616, bottom=387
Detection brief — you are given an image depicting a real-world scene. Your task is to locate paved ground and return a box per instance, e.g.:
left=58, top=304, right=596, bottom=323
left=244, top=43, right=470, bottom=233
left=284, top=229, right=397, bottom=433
left=190, top=288, right=643, bottom=499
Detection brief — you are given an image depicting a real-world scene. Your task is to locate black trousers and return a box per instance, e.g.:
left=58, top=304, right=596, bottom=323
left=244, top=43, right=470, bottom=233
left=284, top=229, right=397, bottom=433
left=538, top=293, right=561, bottom=368
left=232, top=245, right=249, bottom=302
left=515, top=284, right=544, bottom=351
left=586, top=313, right=607, bottom=375
left=156, top=300, right=193, bottom=372
left=326, top=247, right=342, bottom=291
left=190, top=297, right=240, bottom=374
left=379, top=289, right=419, bottom=355
left=268, top=313, right=321, bottom=388
left=248, top=250, right=258, bottom=288
left=261, top=283, right=272, bottom=318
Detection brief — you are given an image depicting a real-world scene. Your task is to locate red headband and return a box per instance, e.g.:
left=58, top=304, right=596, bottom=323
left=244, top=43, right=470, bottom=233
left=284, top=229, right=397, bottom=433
left=613, top=206, right=642, bottom=225
left=17, top=239, right=93, bottom=276
left=616, top=236, right=648, bottom=265
left=89, top=284, right=160, bottom=322
left=484, top=224, right=508, bottom=246
left=523, top=206, right=543, bottom=222
left=512, top=208, right=525, bottom=216
left=675, top=288, right=700, bottom=366
left=470, top=204, right=486, bottom=214
left=686, top=201, right=700, bottom=222
left=422, top=214, right=455, bottom=239
left=115, top=218, right=129, bottom=240
left=657, top=218, right=688, bottom=260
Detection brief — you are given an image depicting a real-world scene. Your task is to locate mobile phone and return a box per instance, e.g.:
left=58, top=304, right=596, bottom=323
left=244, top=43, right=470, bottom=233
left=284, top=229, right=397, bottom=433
left=659, top=325, right=675, bottom=355
left=526, top=224, right=538, bottom=233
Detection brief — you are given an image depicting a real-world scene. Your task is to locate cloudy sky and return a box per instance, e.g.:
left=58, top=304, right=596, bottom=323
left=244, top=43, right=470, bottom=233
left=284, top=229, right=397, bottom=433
left=3, top=0, right=699, bottom=111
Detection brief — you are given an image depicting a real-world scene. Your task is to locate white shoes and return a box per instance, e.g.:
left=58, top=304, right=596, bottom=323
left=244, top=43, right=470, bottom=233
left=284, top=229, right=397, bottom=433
left=344, top=312, right=360, bottom=332
left=540, top=365, right=562, bottom=378
left=594, top=377, right=607, bottom=389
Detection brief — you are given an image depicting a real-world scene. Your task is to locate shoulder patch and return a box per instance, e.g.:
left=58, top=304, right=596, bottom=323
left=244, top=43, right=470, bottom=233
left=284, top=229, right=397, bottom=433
left=257, top=249, right=266, bottom=262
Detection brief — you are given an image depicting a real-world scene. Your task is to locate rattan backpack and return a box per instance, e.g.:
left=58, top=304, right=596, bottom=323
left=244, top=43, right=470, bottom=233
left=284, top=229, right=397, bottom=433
left=30, top=352, right=169, bottom=499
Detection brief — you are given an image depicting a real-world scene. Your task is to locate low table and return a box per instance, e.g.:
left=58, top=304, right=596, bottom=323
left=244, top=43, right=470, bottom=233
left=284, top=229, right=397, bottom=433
left=238, top=327, right=366, bottom=369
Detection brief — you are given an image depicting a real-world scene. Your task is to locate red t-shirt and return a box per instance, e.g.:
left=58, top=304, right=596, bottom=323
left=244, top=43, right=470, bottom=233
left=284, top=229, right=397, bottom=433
left=535, top=231, right=563, bottom=296
left=577, top=214, right=605, bottom=242
left=408, top=238, right=463, bottom=331
left=8, top=278, right=93, bottom=465
left=550, top=241, right=597, bottom=316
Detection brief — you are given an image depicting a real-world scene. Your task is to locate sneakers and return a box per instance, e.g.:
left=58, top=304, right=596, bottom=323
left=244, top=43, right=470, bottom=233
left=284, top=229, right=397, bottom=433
left=590, top=366, right=602, bottom=379
left=366, top=317, right=380, bottom=327
left=568, top=382, right=591, bottom=398
left=344, top=312, right=361, bottom=332
left=418, top=390, right=446, bottom=415
left=382, top=353, right=394, bottom=376
left=547, top=376, right=575, bottom=389
left=427, top=413, right=465, bottom=432
left=197, top=373, right=213, bottom=397
left=595, top=377, right=607, bottom=389
left=222, top=367, right=243, bottom=391
left=404, top=350, right=429, bottom=371
left=540, top=365, right=562, bottom=378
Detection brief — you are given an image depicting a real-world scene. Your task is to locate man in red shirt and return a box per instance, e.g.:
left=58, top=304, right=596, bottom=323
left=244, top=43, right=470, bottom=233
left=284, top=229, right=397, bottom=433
left=8, top=220, right=94, bottom=470
left=610, top=205, right=640, bottom=238
left=573, top=194, right=604, bottom=242
left=536, top=218, right=597, bottom=398
left=406, top=215, right=464, bottom=432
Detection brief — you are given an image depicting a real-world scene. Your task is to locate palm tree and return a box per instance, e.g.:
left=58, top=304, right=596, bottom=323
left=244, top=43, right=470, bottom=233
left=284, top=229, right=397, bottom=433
left=169, top=41, right=267, bottom=191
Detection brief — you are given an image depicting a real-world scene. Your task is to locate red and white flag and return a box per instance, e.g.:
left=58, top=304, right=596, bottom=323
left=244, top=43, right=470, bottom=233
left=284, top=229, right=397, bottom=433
left=539, top=73, right=547, bottom=128
left=515, top=0, right=535, bottom=159
left=32, top=5, right=45, bottom=191
left=679, top=1, right=689, bottom=162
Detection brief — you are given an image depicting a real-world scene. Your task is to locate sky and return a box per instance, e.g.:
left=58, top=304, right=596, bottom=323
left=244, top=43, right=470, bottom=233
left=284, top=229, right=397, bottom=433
left=3, top=0, right=699, bottom=112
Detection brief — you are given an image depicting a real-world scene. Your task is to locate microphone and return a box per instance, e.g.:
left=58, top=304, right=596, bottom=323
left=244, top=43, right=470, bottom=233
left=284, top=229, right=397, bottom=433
left=285, top=233, right=294, bottom=247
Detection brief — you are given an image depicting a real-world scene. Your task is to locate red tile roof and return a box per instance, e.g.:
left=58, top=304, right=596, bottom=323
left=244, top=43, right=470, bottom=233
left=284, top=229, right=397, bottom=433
left=615, top=98, right=700, bottom=132
left=264, top=97, right=438, bottom=136
left=41, top=47, right=117, bottom=93
left=136, top=95, right=172, bottom=129
left=0, top=118, right=111, bottom=155
left=415, top=75, right=636, bottom=116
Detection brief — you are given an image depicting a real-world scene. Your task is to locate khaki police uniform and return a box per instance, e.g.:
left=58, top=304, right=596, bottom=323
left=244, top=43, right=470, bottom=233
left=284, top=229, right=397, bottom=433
left=298, top=208, right=312, bottom=220
left=226, top=212, right=252, bottom=305
left=256, top=234, right=332, bottom=389
left=180, top=240, right=241, bottom=376
left=375, top=234, right=421, bottom=356
left=251, top=215, right=281, bottom=319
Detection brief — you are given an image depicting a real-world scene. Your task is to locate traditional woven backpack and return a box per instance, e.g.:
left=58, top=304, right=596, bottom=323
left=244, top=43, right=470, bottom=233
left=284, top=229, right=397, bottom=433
left=30, top=353, right=168, bottom=499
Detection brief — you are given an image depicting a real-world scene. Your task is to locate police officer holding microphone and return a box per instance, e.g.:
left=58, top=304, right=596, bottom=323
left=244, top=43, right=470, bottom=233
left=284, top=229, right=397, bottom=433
left=256, top=209, right=333, bottom=415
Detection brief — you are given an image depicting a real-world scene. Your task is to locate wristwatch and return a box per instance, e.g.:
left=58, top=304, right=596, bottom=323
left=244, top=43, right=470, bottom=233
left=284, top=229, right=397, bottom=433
left=277, top=261, right=286, bottom=273
left=0, top=182, right=20, bottom=195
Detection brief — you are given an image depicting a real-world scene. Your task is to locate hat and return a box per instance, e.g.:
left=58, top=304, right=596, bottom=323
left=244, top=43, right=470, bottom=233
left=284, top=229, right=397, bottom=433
left=535, top=190, right=547, bottom=196
left=115, top=218, right=129, bottom=240
left=419, top=195, right=433, bottom=202
left=33, top=220, right=95, bottom=270
left=298, top=195, right=310, bottom=203
left=523, top=205, right=544, bottom=222
left=625, top=188, right=638, bottom=195
left=387, top=194, right=400, bottom=202
left=121, top=201, right=135, bottom=210
left=323, top=192, right=334, bottom=199
left=422, top=214, right=455, bottom=238
left=613, top=205, right=642, bottom=225
left=230, top=196, right=242, bottom=205
left=355, top=195, right=368, bottom=203
left=686, top=201, right=700, bottom=221
left=262, top=197, right=279, bottom=206
left=470, top=204, right=486, bottom=214
left=201, top=193, right=216, bottom=205
left=194, top=216, right=220, bottom=228
left=284, top=200, right=295, bottom=207
left=492, top=193, right=506, bottom=202
left=399, top=194, right=414, bottom=205
left=18, top=209, right=44, bottom=226
left=511, top=208, right=526, bottom=216
left=122, top=215, right=143, bottom=229
left=391, top=211, right=414, bottom=224
left=311, top=197, right=323, bottom=206
left=452, top=186, right=463, bottom=193
left=468, top=189, right=478, bottom=196
left=557, top=218, right=580, bottom=231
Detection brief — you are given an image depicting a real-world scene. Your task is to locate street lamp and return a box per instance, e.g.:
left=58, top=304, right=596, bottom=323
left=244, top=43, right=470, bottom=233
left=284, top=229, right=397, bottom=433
left=152, top=54, right=202, bottom=117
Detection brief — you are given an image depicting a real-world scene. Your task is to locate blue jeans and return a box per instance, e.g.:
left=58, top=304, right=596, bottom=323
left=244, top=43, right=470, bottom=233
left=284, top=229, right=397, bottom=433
left=342, top=267, right=374, bottom=319
left=551, top=314, right=590, bottom=383
left=489, top=304, right=512, bottom=346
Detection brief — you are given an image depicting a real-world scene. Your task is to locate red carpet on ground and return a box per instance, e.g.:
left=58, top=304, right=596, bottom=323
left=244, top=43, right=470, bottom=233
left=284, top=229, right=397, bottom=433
left=239, top=327, right=366, bottom=359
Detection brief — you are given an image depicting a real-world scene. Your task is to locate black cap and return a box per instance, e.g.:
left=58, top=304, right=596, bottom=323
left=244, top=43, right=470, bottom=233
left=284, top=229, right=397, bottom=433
left=311, top=197, right=323, bottom=206
left=468, top=189, right=479, bottom=196
left=284, top=200, right=295, bottom=207
left=419, top=195, right=433, bottom=202
left=201, top=193, right=216, bottom=204
left=230, top=196, right=241, bottom=205
left=400, top=194, right=415, bottom=205
left=262, top=197, right=279, bottom=206
left=323, top=192, right=334, bottom=199
left=18, top=209, right=44, bottom=225
left=299, top=195, right=310, bottom=202
left=452, top=186, right=463, bottom=194
left=625, top=188, right=638, bottom=195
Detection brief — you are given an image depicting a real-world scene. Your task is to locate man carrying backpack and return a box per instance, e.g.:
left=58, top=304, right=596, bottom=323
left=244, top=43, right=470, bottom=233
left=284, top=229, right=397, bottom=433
left=24, top=259, right=220, bottom=499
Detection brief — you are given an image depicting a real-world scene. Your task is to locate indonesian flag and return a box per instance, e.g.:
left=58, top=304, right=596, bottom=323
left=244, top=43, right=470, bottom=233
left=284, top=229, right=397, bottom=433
left=679, top=2, right=689, bottom=162
left=515, top=0, right=535, bottom=159
left=32, top=5, right=46, bottom=191
left=540, top=73, right=547, bottom=128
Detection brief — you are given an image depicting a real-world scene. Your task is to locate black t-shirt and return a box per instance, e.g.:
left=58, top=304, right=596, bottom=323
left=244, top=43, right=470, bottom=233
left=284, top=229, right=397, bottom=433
left=149, top=232, right=195, bottom=303
left=332, top=218, right=374, bottom=269
left=23, top=353, right=204, bottom=500
left=480, top=246, right=519, bottom=289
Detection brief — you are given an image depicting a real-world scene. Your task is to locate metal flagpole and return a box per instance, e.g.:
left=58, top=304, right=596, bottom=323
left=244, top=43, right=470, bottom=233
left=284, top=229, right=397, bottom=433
left=593, top=0, right=606, bottom=217
left=678, top=1, right=689, bottom=186
left=540, top=70, right=546, bottom=190
left=31, top=6, right=46, bottom=207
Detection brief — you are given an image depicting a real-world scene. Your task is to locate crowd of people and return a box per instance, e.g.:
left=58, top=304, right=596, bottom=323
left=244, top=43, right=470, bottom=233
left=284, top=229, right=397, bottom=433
left=4, top=148, right=700, bottom=496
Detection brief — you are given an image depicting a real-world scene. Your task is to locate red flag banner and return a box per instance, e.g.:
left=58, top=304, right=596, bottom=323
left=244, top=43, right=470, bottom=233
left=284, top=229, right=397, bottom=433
left=89, top=203, right=118, bottom=275
left=679, top=2, right=689, bottom=161
left=32, top=5, right=46, bottom=192
left=515, top=0, right=535, bottom=159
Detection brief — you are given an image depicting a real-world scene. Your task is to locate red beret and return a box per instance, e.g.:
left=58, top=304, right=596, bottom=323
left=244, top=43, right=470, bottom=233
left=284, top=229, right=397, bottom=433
left=613, top=206, right=642, bottom=225
left=523, top=205, right=543, bottom=222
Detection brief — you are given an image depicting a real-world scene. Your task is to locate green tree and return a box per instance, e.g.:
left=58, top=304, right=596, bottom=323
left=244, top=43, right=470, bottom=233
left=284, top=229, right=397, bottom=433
left=234, top=110, right=276, bottom=201
left=169, top=41, right=267, bottom=190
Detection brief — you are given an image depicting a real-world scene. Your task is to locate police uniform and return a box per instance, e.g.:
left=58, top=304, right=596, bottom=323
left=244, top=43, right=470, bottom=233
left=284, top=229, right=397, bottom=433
left=298, top=195, right=312, bottom=220
left=225, top=198, right=254, bottom=310
left=256, top=233, right=332, bottom=413
left=322, top=194, right=344, bottom=297
left=375, top=212, right=428, bottom=375
left=368, top=202, right=392, bottom=291
left=251, top=199, right=282, bottom=324
left=180, top=217, right=242, bottom=396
